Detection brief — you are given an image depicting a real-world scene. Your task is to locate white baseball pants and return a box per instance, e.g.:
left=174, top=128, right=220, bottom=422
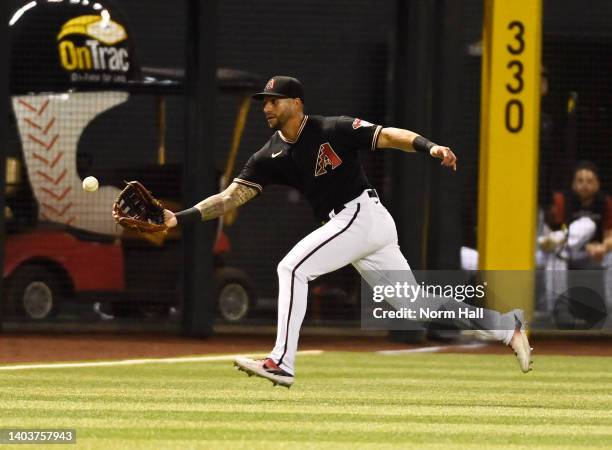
left=268, top=190, right=515, bottom=375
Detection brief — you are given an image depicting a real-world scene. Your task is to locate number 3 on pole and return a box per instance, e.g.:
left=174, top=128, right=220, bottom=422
left=507, top=21, right=525, bottom=54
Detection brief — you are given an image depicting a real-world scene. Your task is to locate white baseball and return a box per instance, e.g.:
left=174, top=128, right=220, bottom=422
left=82, top=176, right=99, bottom=192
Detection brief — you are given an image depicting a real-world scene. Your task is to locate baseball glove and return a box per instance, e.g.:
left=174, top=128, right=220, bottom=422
left=112, top=181, right=167, bottom=233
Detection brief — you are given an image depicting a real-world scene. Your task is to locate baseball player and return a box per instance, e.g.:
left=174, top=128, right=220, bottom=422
left=164, top=76, right=533, bottom=388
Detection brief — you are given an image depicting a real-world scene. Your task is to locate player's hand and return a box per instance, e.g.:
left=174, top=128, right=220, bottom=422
left=586, top=242, right=606, bottom=261
left=430, top=145, right=457, bottom=171
left=164, top=209, right=178, bottom=228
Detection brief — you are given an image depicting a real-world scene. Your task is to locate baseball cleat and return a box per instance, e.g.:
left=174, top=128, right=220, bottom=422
left=234, top=357, right=295, bottom=388
left=509, top=314, right=533, bottom=373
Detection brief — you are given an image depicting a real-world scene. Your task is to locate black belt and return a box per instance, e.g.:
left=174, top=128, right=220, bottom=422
left=323, top=189, right=378, bottom=224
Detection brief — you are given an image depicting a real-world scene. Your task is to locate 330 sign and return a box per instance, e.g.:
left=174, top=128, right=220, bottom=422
left=505, top=20, right=525, bottom=133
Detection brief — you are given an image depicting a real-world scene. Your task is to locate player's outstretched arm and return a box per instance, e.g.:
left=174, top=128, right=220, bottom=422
left=376, top=127, right=457, bottom=171
left=164, top=182, right=258, bottom=228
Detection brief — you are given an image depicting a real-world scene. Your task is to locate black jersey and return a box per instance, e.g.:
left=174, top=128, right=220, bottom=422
left=234, top=115, right=382, bottom=221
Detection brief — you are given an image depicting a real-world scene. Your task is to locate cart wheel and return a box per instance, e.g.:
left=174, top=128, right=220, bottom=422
left=7, top=265, right=63, bottom=320
left=215, top=267, right=255, bottom=322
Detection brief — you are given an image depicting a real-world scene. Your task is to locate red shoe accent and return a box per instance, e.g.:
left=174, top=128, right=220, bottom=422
left=263, top=358, right=282, bottom=371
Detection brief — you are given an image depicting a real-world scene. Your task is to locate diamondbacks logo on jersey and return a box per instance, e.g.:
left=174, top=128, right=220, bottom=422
left=315, top=142, right=343, bottom=177
left=352, top=118, right=374, bottom=129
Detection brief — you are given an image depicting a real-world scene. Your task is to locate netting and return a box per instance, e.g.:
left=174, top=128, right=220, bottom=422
left=7, top=0, right=607, bottom=331
left=534, top=0, right=612, bottom=325
left=456, top=0, right=612, bottom=328
left=3, top=0, right=395, bottom=328
left=4, top=0, right=187, bottom=324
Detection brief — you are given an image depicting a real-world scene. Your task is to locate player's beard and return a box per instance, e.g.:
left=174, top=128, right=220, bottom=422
left=268, top=116, right=285, bottom=131
left=268, top=108, right=291, bottom=130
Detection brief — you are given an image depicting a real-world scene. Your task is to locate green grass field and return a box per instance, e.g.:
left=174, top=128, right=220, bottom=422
left=1, top=351, right=611, bottom=449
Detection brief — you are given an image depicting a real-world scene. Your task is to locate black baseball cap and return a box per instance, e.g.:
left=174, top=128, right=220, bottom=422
left=251, top=76, right=304, bottom=102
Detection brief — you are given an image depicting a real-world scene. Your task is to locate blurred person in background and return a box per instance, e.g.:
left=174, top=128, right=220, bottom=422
left=542, top=161, right=612, bottom=266
left=538, top=161, right=612, bottom=325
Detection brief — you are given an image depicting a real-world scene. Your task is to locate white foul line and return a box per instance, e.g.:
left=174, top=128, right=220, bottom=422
left=0, top=350, right=324, bottom=371
left=377, top=343, right=488, bottom=355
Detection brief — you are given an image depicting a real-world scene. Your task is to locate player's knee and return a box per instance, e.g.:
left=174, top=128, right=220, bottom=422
left=278, top=259, right=310, bottom=282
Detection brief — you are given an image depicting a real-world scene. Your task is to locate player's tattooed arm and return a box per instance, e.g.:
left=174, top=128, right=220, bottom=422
left=194, top=182, right=258, bottom=221
left=376, top=127, right=458, bottom=171
left=375, top=127, right=420, bottom=152
left=164, top=182, right=258, bottom=227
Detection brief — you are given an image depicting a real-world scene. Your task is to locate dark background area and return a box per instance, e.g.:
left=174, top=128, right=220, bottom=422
left=4, top=0, right=612, bottom=323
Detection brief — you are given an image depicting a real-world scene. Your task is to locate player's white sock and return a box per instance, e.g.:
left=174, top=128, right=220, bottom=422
left=476, top=329, right=514, bottom=345
left=501, top=329, right=515, bottom=345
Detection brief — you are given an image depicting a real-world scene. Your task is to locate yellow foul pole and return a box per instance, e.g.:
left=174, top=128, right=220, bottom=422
left=478, top=0, right=542, bottom=315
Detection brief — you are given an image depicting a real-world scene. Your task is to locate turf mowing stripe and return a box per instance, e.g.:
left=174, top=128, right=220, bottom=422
left=0, top=350, right=323, bottom=371
left=1, top=419, right=611, bottom=437
left=5, top=407, right=612, bottom=426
